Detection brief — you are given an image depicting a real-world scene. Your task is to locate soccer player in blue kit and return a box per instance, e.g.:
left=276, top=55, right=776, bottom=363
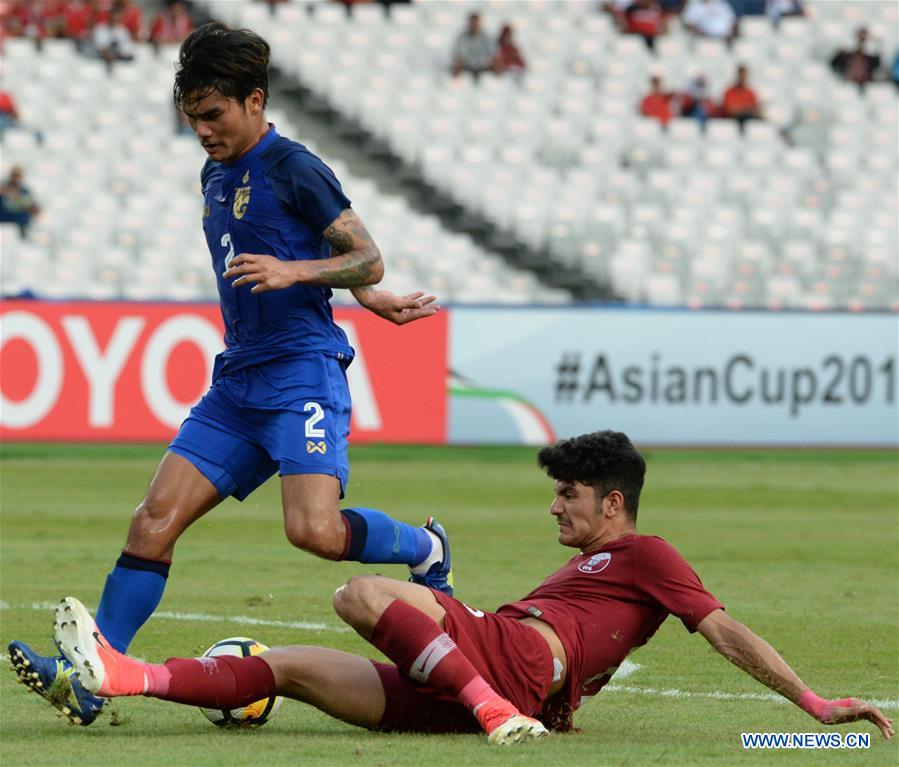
left=9, top=23, right=452, bottom=726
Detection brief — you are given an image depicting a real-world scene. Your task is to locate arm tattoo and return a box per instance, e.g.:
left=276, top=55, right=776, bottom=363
left=323, top=224, right=354, bottom=254
left=323, top=209, right=374, bottom=255
left=317, top=209, right=383, bottom=287
left=317, top=251, right=380, bottom=286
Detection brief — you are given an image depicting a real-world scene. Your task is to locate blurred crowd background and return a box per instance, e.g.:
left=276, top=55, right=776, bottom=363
left=1, top=0, right=896, bottom=309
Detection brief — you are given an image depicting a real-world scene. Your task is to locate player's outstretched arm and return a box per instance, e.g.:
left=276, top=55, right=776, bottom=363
left=350, top=287, right=440, bottom=326
left=697, top=609, right=894, bottom=739
left=223, top=208, right=384, bottom=293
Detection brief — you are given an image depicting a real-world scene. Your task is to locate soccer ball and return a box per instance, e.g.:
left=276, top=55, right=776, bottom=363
left=198, top=637, right=283, bottom=727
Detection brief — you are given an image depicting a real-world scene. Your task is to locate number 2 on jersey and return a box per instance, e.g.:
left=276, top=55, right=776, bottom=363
left=221, top=233, right=235, bottom=270
left=304, top=402, right=325, bottom=438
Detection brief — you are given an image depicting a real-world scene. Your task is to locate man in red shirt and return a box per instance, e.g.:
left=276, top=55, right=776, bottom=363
left=640, top=74, right=676, bottom=125
left=491, top=24, right=526, bottom=77
left=622, top=0, right=670, bottom=50
left=111, top=0, right=142, bottom=40
left=722, top=64, right=763, bottom=128
left=52, top=431, right=893, bottom=745
left=0, top=90, right=19, bottom=120
left=148, top=0, right=193, bottom=46
left=62, top=0, right=104, bottom=42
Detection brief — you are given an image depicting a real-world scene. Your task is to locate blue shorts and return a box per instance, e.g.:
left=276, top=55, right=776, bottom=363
left=169, top=354, right=351, bottom=501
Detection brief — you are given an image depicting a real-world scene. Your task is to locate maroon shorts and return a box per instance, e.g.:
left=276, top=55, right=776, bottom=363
left=373, top=592, right=554, bottom=733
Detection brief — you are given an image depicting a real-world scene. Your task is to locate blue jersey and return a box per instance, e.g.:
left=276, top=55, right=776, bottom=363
left=200, top=125, right=354, bottom=376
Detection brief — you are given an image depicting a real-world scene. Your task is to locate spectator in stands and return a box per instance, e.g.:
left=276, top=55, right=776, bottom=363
left=640, top=75, right=677, bottom=126
left=65, top=0, right=104, bottom=45
left=0, top=89, right=44, bottom=143
left=40, top=0, right=72, bottom=39
left=451, top=12, right=494, bottom=78
left=0, top=166, right=41, bottom=238
left=112, top=0, right=143, bottom=40
left=682, top=0, right=737, bottom=44
left=765, top=0, right=804, bottom=27
left=1, top=0, right=43, bottom=40
left=891, top=49, right=899, bottom=91
left=0, top=90, right=20, bottom=137
left=830, top=27, right=882, bottom=88
left=721, top=64, right=762, bottom=130
left=149, top=1, right=194, bottom=47
left=621, top=0, right=670, bottom=51
left=0, top=0, right=141, bottom=45
left=492, top=24, right=526, bottom=79
left=92, top=3, right=135, bottom=64
left=680, top=73, right=716, bottom=128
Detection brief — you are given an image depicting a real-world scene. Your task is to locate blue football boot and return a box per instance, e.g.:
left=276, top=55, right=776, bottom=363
left=8, top=640, right=105, bottom=725
left=409, top=516, right=454, bottom=595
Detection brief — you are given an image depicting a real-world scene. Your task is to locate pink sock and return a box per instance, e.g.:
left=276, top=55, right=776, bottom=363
left=459, top=677, right=501, bottom=711
left=144, top=663, right=173, bottom=696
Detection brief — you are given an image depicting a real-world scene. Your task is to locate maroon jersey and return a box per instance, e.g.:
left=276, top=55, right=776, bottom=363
left=497, top=533, right=723, bottom=730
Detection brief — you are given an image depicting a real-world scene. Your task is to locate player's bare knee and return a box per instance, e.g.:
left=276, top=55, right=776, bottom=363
left=135, top=481, right=186, bottom=523
left=283, top=521, right=306, bottom=550
left=127, top=496, right=180, bottom=555
left=332, top=591, right=354, bottom=631
left=283, top=517, right=343, bottom=560
left=332, top=575, right=366, bottom=617
left=333, top=576, right=388, bottom=630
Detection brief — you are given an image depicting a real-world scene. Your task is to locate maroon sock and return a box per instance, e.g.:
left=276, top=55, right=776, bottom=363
left=370, top=599, right=502, bottom=712
left=147, top=655, right=276, bottom=709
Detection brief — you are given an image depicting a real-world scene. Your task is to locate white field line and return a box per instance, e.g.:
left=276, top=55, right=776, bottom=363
left=152, top=610, right=351, bottom=633
left=603, top=683, right=899, bottom=711
left=0, top=601, right=349, bottom=633
left=614, top=659, right=641, bottom=679
left=4, top=601, right=896, bottom=710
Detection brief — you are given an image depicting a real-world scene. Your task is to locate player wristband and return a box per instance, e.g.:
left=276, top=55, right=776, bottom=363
left=798, top=689, right=854, bottom=722
left=798, top=689, right=828, bottom=719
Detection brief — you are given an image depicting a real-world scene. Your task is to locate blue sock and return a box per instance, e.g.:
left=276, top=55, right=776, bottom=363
left=340, top=508, right=431, bottom=565
left=94, top=552, right=170, bottom=653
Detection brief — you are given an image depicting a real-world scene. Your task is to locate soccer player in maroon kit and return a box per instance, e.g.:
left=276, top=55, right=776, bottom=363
left=53, top=431, right=893, bottom=745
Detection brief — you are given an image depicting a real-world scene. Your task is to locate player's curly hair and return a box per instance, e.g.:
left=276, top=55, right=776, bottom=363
left=538, top=430, right=646, bottom=520
left=173, top=23, right=270, bottom=110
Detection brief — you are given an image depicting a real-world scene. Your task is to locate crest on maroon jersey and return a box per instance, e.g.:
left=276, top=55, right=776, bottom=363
left=578, top=552, right=612, bottom=574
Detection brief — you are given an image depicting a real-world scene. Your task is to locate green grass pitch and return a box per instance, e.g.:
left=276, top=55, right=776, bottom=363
left=0, top=443, right=896, bottom=766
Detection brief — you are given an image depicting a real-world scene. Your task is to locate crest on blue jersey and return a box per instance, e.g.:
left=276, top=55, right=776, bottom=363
left=233, top=170, right=251, bottom=220
left=578, top=552, right=611, bottom=574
